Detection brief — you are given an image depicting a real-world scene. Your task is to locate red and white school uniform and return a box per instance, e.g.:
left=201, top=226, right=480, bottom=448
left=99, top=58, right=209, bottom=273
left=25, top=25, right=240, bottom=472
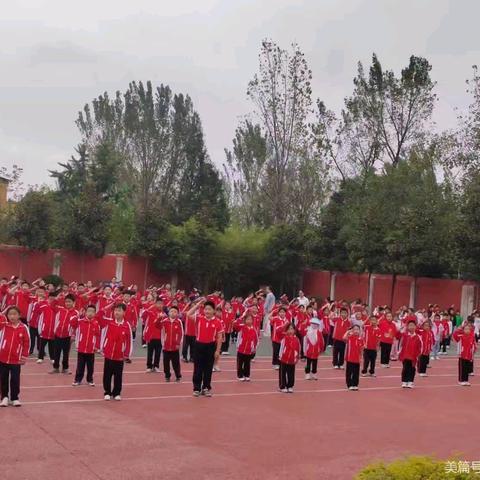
left=303, top=330, right=325, bottom=359
left=332, top=317, right=351, bottom=342
left=0, top=318, right=30, bottom=402
left=0, top=319, right=30, bottom=364
left=234, top=322, right=259, bottom=356
left=99, top=319, right=133, bottom=361
left=345, top=335, right=364, bottom=364
left=453, top=328, right=476, bottom=383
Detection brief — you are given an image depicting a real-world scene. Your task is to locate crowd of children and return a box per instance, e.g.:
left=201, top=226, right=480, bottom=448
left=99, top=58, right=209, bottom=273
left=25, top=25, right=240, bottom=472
left=0, top=275, right=478, bottom=406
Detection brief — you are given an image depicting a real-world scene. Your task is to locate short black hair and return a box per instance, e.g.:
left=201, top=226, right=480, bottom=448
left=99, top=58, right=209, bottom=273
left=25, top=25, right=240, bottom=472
left=204, top=300, right=215, bottom=309
left=340, top=307, right=348, bottom=313
left=114, top=303, right=127, bottom=312
left=169, top=306, right=179, bottom=312
left=86, top=304, right=97, bottom=311
left=65, top=293, right=76, bottom=302
left=6, top=306, right=21, bottom=316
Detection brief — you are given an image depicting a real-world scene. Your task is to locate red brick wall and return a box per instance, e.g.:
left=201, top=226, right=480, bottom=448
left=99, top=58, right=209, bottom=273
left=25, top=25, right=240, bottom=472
left=303, top=269, right=479, bottom=311
left=0, top=245, right=170, bottom=289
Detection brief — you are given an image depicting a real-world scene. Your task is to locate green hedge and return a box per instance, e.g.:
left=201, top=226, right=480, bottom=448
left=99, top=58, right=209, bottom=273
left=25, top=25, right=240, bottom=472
left=356, top=456, right=477, bottom=479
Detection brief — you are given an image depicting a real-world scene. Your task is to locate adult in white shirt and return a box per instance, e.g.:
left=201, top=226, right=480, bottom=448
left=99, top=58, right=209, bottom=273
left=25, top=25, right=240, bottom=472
left=297, top=290, right=310, bottom=308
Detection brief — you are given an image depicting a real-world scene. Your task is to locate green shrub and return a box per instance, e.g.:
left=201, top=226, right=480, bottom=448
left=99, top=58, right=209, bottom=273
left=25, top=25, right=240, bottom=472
left=356, top=456, right=477, bottom=480
left=43, top=274, right=64, bottom=287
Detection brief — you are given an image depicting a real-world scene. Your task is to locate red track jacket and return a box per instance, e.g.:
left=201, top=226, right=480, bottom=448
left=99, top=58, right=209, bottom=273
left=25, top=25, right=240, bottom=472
left=0, top=318, right=30, bottom=364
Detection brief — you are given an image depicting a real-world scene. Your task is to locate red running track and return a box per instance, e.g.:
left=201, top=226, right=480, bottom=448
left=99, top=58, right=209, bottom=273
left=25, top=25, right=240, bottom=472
left=1, top=355, right=478, bottom=480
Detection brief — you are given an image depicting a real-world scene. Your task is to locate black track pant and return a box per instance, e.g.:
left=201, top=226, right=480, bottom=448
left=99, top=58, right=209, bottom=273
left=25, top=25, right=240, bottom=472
left=221, top=333, right=231, bottom=353
left=237, top=352, right=254, bottom=378
left=147, top=339, right=162, bottom=369
left=38, top=338, right=54, bottom=360
left=182, top=335, right=196, bottom=361
left=163, top=350, right=181, bottom=379
left=332, top=339, right=346, bottom=367
left=0, top=362, right=21, bottom=401
left=417, top=354, right=429, bottom=374
left=459, top=358, right=473, bottom=382
left=192, top=342, right=216, bottom=392
left=272, top=341, right=281, bottom=365
left=75, top=352, right=95, bottom=383
left=53, top=336, right=71, bottom=370
left=305, top=358, right=318, bottom=374
left=103, top=358, right=124, bottom=397
left=401, top=359, right=416, bottom=383
left=29, top=326, right=38, bottom=354
left=380, top=342, right=392, bottom=365
left=279, top=362, right=295, bottom=389
left=346, top=361, right=360, bottom=388
left=362, top=348, right=377, bottom=374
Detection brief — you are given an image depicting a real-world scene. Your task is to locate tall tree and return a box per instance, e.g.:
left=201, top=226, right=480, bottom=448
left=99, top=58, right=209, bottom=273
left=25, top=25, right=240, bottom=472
left=76, top=81, right=227, bottom=225
left=246, top=40, right=314, bottom=224
left=10, top=189, right=57, bottom=251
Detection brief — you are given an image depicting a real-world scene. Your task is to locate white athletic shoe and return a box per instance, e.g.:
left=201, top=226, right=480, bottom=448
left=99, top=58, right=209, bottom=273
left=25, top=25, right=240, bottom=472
left=351, top=386, right=359, bottom=391
left=36, top=359, right=43, bottom=364
left=114, top=395, right=121, bottom=401
left=244, top=377, right=250, bottom=382
left=287, top=388, right=294, bottom=393
left=401, top=382, right=408, bottom=388
left=213, top=366, right=221, bottom=372
left=72, top=381, right=80, bottom=386
left=334, top=365, right=340, bottom=369
left=154, top=367, right=161, bottom=373
left=142, top=344, right=147, bottom=348
left=419, top=373, right=427, bottom=377
left=280, top=388, right=288, bottom=393
left=0, top=397, right=9, bottom=407
left=469, top=372, right=475, bottom=376
left=238, top=377, right=245, bottom=382
left=274, top=365, right=280, bottom=370
left=145, top=368, right=153, bottom=373
left=348, top=386, right=354, bottom=390
left=12, top=400, right=21, bottom=407
left=311, top=374, right=318, bottom=380
left=221, top=351, right=229, bottom=356
left=381, top=364, right=388, bottom=368
left=104, top=395, right=111, bottom=401
left=406, top=382, right=414, bottom=389
left=88, top=382, right=95, bottom=387
left=305, top=373, right=311, bottom=380
left=339, top=365, right=345, bottom=370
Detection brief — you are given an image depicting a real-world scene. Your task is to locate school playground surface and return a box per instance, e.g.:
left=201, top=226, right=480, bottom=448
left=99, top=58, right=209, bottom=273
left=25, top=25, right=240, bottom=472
left=2, top=342, right=479, bottom=480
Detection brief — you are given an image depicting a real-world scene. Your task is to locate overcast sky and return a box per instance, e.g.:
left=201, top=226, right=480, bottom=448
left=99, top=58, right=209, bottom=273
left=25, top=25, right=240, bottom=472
left=1, top=0, right=479, bottom=187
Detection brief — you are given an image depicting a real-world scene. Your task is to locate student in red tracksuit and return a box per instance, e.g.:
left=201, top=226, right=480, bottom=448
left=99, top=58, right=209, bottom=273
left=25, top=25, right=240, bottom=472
left=303, top=318, right=324, bottom=380
left=233, top=313, right=259, bottom=381
left=123, top=290, right=139, bottom=355
left=344, top=325, right=364, bottom=390
left=50, top=294, right=78, bottom=374
left=156, top=306, right=183, bottom=382
left=99, top=303, right=133, bottom=401
left=0, top=306, right=30, bottom=407
left=143, top=298, right=165, bottom=372
left=186, top=299, right=224, bottom=397
left=28, top=286, right=48, bottom=355
left=417, top=320, right=434, bottom=377
left=378, top=312, right=398, bottom=368
left=399, top=320, right=422, bottom=388
left=361, top=315, right=381, bottom=377
left=220, top=302, right=235, bottom=355
left=37, top=293, right=58, bottom=363
left=277, top=323, right=301, bottom=393
left=71, top=304, right=101, bottom=386
left=332, top=308, right=352, bottom=369
left=453, top=323, right=477, bottom=386
left=270, top=307, right=289, bottom=369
